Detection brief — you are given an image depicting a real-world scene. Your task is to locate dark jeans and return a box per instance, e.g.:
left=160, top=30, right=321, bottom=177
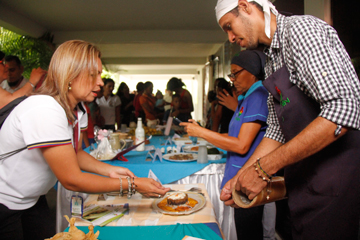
left=234, top=205, right=264, bottom=240
left=0, top=195, right=55, bottom=240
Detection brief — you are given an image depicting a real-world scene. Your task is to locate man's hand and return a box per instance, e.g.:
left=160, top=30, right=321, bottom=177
left=220, top=178, right=239, bottom=208
left=235, top=164, right=267, bottom=200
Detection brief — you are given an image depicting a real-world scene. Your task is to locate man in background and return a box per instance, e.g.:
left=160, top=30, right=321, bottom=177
left=1, top=55, right=28, bottom=93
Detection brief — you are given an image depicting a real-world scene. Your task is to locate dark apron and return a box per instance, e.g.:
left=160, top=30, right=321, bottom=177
left=263, top=65, right=360, bottom=240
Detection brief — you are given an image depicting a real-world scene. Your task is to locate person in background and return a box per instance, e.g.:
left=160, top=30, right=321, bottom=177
left=140, top=81, right=163, bottom=126
left=205, top=90, right=217, bottom=129
left=211, top=78, right=235, bottom=133
left=163, top=94, right=189, bottom=126
left=133, top=82, right=145, bottom=122
left=1, top=55, right=28, bottom=93
left=82, top=102, right=96, bottom=149
left=163, top=88, right=173, bottom=112
left=96, top=78, right=121, bottom=131
left=181, top=50, right=272, bottom=240
left=116, top=82, right=135, bottom=127
left=0, top=51, right=47, bottom=109
left=166, top=77, right=193, bottom=121
left=155, top=90, right=165, bottom=113
left=0, top=40, right=170, bottom=240
left=216, top=0, right=360, bottom=239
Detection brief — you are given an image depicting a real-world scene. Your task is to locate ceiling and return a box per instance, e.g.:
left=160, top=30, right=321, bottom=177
left=0, top=0, right=228, bottom=75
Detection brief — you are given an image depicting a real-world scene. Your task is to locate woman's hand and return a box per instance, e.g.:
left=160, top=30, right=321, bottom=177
left=108, top=166, right=136, bottom=179
left=217, top=89, right=238, bottom=111
left=179, top=119, right=202, bottom=137
left=134, top=178, right=171, bottom=198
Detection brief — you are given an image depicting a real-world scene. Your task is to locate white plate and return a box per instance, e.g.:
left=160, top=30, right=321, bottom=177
left=162, top=153, right=197, bottom=162
left=152, top=192, right=206, bottom=215
left=183, top=145, right=216, bottom=153
left=173, top=137, right=208, bottom=146
left=208, top=153, right=224, bottom=161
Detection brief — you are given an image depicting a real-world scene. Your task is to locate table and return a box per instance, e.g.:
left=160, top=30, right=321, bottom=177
left=66, top=183, right=223, bottom=240
left=56, top=136, right=237, bottom=239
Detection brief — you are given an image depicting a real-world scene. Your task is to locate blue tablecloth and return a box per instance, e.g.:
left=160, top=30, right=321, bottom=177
left=87, top=136, right=226, bottom=184
left=66, top=223, right=223, bottom=240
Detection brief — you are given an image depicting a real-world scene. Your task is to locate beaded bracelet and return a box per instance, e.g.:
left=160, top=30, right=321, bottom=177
left=132, top=177, right=136, bottom=195
left=119, top=178, right=123, bottom=197
left=253, top=158, right=272, bottom=200
left=126, top=177, right=132, bottom=199
left=256, top=158, right=272, bottom=180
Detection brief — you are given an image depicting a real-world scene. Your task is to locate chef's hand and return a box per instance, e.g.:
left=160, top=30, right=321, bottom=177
left=220, top=179, right=239, bottom=208
left=235, top=164, right=267, bottom=200
left=108, top=166, right=136, bottom=179
left=217, top=89, right=238, bottom=112
left=179, top=119, right=202, bottom=137
left=134, top=178, right=171, bottom=198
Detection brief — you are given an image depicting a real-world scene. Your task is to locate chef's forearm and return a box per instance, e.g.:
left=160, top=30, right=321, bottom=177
left=260, top=117, right=348, bottom=176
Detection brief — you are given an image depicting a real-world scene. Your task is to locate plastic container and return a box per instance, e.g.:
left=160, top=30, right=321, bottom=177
left=135, top=118, right=145, bottom=151
left=197, top=145, right=208, bottom=164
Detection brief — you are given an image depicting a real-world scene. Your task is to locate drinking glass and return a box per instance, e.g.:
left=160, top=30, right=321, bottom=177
left=189, top=136, right=197, bottom=145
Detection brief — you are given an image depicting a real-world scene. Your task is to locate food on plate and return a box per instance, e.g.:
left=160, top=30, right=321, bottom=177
left=167, top=192, right=188, bottom=205
left=207, top=148, right=220, bottom=155
left=46, top=215, right=99, bottom=240
left=190, top=146, right=199, bottom=151
left=157, top=192, right=198, bottom=212
left=168, top=154, right=194, bottom=160
left=128, top=126, right=162, bottom=136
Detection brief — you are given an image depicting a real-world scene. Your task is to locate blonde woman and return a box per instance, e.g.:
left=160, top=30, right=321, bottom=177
left=0, top=40, right=169, bottom=240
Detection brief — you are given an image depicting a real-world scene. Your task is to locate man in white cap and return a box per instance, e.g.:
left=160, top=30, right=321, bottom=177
left=216, top=1, right=360, bottom=239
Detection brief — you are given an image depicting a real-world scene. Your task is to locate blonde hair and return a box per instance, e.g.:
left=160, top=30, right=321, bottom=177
left=35, top=40, right=101, bottom=123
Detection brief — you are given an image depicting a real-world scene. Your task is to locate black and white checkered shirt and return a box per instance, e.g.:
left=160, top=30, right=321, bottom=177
left=263, top=13, right=360, bottom=143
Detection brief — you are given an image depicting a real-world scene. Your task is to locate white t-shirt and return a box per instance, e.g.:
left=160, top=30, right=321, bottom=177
left=0, top=95, right=87, bottom=210
left=0, top=77, right=28, bottom=93
left=96, top=95, right=121, bottom=125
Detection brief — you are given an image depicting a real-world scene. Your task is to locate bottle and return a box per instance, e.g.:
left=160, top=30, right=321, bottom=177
left=135, top=118, right=145, bottom=151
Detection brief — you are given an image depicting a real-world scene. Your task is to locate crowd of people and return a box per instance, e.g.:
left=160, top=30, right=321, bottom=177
left=1, top=0, right=359, bottom=239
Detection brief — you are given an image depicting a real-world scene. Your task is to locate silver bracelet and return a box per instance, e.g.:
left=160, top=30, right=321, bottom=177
left=29, top=82, right=36, bottom=90
left=126, top=177, right=132, bottom=199
left=119, top=178, right=123, bottom=197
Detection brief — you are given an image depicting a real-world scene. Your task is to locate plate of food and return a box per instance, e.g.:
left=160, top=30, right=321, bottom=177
left=162, top=153, right=197, bottom=162
left=183, top=146, right=224, bottom=161
left=152, top=192, right=206, bottom=215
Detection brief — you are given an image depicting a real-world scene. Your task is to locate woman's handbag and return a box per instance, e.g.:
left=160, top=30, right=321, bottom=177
left=232, top=176, right=287, bottom=208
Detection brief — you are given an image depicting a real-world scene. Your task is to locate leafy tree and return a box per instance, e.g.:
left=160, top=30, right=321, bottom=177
left=0, top=27, right=54, bottom=79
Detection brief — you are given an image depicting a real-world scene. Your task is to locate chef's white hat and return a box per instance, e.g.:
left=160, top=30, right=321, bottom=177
left=215, top=0, right=278, bottom=38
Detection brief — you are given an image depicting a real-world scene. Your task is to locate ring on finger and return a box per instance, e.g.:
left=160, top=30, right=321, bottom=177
left=158, top=194, right=161, bottom=198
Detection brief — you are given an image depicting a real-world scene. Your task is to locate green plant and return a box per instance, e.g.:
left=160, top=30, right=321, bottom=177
left=0, top=27, right=54, bottom=79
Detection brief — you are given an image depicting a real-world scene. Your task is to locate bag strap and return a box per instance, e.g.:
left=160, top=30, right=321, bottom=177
left=0, top=146, right=27, bottom=161
left=0, top=95, right=28, bottom=129
left=0, top=96, right=28, bottom=161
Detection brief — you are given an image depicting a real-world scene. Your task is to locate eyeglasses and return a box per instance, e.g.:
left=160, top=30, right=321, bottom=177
left=228, top=69, right=245, bottom=79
